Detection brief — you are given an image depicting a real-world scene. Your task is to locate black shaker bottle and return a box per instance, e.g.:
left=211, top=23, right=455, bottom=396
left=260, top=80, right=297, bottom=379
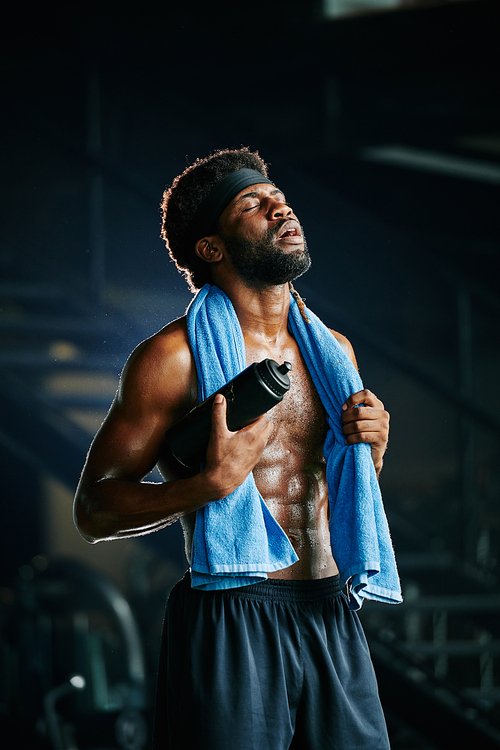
left=164, top=359, right=292, bottom=469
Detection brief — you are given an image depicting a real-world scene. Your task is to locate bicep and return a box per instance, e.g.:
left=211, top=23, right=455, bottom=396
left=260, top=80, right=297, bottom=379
left=81, top=399, right=168, bottom=485
left=78, top=325, right=196, bottom=487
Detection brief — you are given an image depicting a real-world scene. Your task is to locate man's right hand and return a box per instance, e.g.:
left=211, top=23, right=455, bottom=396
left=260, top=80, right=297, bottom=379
left=202, top=394, right=273, bottom=500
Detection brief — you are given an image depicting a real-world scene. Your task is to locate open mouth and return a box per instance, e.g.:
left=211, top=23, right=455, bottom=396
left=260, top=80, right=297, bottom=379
left=277, top=221, right=302, bottom=241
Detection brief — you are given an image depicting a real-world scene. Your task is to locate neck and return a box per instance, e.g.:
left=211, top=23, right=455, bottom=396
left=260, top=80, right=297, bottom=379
left=215, top=278, right=291, bottom=349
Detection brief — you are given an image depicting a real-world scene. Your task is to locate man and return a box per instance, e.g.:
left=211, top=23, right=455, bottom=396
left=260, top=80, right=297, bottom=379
left=74, top=148, right=398, bottom=749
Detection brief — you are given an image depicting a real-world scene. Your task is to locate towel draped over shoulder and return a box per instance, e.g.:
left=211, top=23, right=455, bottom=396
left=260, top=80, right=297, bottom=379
left=186, top=284, right=402, bottom=610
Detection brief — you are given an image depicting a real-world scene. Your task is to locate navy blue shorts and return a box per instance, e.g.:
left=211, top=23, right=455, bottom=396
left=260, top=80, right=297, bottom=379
left=153, top=571, right=390, bottom=750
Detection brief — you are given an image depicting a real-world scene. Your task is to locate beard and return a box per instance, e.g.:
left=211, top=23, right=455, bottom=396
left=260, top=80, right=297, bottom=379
left=220, top=222, right=311, bottom=289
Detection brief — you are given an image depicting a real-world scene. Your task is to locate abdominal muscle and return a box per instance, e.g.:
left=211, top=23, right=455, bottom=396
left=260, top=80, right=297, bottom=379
left=180, top=388, right=339, bottom=581
left=253, top=432, right=339, bottom=580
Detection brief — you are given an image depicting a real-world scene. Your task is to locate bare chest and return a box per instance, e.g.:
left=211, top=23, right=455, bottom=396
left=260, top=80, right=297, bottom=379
left=246, top=345, right=328, bottom=466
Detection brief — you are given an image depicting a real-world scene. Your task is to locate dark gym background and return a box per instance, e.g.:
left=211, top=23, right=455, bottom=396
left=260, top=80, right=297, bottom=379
left=1, top=1, right=499, bottom=748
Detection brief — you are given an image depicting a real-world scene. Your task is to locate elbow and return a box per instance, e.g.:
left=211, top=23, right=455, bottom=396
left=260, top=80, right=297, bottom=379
left=73, top=494, right=102, bottom=544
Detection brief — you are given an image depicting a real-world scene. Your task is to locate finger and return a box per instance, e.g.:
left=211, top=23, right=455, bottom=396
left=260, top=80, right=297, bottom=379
left=240, top=412, right=274, bottom=444
left=212, top=398, right=272, bottom=444
left=344, top=430, right=386, bottom=446
left=210, top=393, right=228, bottom=435
left=342, top=389, right=384, bottom=411
left=341, top=406, right=389, bottom=424
left=253, top=411, right=273, bottom=431
left=342, top=419, right=387, bottom=435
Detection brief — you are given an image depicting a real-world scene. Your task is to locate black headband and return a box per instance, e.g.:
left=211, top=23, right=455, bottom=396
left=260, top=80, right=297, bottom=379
left=190, top=168, right=274, bottom=243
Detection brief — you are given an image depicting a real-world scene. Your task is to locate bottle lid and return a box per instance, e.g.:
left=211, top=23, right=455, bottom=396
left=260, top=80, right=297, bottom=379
left=255, top=359, right=292, bottom=398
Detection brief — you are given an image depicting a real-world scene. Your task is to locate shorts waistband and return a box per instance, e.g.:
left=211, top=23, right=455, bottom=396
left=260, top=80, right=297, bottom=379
left=191, top=573, right=342, bottom=602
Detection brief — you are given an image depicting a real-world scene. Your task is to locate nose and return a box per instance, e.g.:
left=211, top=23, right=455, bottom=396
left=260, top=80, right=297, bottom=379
left=268, top=197, right=292, bottom=220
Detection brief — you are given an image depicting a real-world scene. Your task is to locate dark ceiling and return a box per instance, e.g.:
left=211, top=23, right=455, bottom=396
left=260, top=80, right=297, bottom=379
left=1, top=1, right=498, bottom=293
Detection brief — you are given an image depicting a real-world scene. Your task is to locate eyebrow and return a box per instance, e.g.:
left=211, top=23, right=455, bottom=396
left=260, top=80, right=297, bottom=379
left=234, top=188, right=286, bottom=204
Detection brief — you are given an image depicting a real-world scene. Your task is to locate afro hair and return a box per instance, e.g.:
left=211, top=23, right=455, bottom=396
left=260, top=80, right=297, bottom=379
left=160, top=147, right=269, bottom=292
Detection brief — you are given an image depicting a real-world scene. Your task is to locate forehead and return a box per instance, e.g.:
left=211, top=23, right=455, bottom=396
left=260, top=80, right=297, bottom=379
left=224, top=183, right=285, bottom=213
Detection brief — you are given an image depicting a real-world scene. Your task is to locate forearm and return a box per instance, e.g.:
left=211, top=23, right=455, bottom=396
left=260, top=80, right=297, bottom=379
left=75, top=393, right=272, bottom=543
left=74, top=469, right=226, bottom=544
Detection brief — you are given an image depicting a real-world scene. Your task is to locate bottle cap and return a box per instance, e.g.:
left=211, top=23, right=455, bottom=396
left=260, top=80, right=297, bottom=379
left=255, top=359, right=292, bottom=398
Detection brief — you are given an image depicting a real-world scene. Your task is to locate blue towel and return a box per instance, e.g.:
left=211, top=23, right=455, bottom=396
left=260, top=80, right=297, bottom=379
left=186, top=284, right=402, bottom=609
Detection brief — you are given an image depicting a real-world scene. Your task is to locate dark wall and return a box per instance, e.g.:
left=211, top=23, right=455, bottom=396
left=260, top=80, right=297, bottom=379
left=1, top=0, right=499, bottom=582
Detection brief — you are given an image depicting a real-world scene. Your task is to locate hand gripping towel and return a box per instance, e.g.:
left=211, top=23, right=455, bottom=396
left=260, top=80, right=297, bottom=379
left=186, top=284, right=402, bottom=609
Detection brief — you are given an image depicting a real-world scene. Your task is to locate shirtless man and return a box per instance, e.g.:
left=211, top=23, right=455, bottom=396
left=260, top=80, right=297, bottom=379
left=74, top=148, right=392, bottom=749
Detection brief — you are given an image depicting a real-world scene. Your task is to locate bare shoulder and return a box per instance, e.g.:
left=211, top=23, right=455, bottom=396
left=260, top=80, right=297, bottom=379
left=75, top=316, right=197, bottom=492
left=118, top=316, right=197, bottom=417
left=329, top=329, right=358, bottom=370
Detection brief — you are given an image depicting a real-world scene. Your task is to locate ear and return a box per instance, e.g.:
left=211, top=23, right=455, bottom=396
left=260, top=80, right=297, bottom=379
left=195, top=236, right=224, bottom=264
